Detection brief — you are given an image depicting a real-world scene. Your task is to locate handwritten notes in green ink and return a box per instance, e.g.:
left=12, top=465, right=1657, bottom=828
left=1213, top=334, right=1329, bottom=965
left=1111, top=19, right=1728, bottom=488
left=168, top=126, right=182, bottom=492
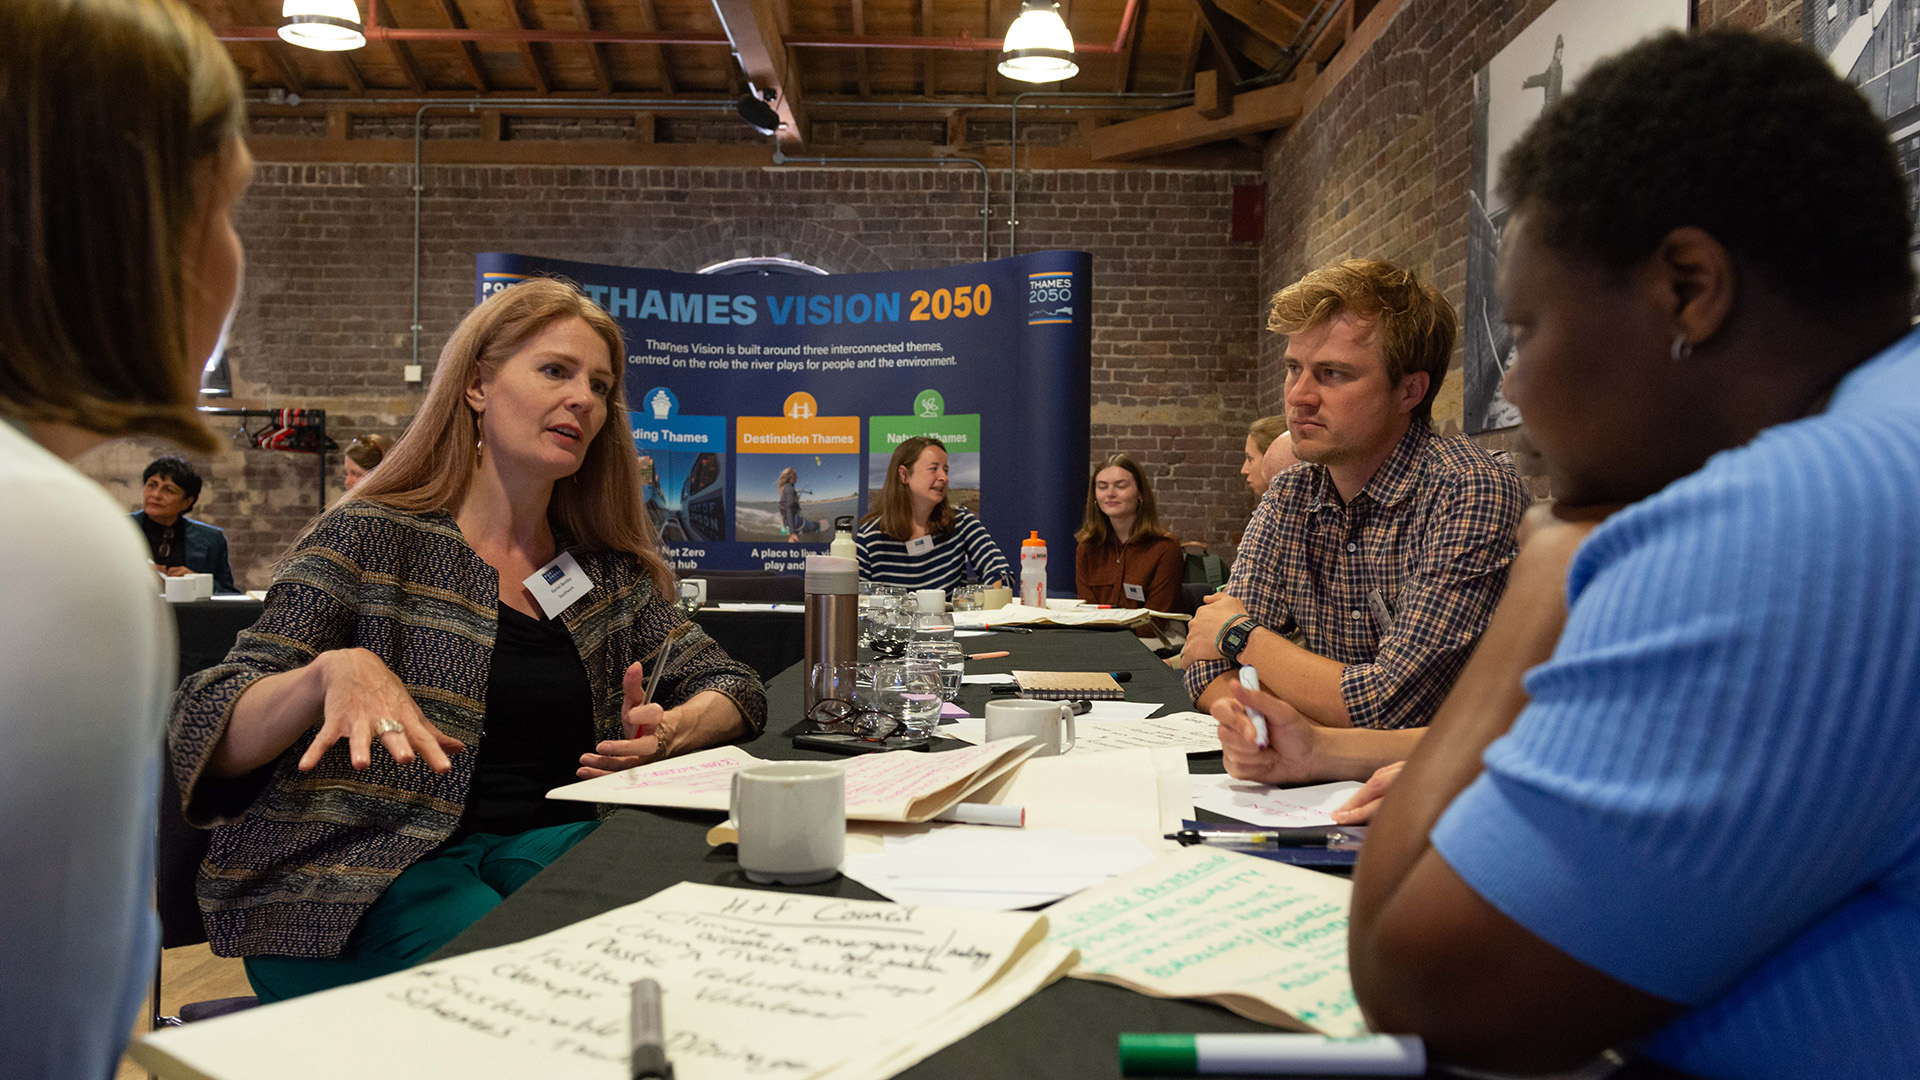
left=1044, top=846, right=1367, bottom=1036
left=133, top=883, right=1075, bottom=1080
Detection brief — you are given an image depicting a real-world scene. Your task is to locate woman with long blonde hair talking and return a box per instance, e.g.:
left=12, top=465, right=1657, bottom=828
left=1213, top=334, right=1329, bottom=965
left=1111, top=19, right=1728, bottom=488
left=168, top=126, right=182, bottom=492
left=170, top=279, right=765, bottom=1001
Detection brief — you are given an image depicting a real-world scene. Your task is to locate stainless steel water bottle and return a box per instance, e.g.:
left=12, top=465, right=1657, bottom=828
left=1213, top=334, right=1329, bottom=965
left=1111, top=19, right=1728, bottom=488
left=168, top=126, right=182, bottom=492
left=803, top=554, right=859, bottom=715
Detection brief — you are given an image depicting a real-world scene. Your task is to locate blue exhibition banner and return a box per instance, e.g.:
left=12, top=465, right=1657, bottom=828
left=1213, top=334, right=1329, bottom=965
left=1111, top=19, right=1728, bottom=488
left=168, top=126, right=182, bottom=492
left=475, top=250, right=1093, bottom=592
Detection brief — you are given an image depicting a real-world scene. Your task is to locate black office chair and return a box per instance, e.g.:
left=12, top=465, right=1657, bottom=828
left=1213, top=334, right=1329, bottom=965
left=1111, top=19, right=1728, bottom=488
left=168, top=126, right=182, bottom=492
left=153, top=746, right=256, bottom=1030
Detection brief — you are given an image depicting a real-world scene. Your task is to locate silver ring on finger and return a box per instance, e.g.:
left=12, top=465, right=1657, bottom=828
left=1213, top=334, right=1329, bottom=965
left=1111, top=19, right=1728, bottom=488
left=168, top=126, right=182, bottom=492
left=374, top=717, right=403, bottom=737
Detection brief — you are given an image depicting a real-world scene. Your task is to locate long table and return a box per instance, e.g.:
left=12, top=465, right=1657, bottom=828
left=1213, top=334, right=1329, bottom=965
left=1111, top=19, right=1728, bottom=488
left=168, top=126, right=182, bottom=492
left=430, top=627, right=1385, bottom=1079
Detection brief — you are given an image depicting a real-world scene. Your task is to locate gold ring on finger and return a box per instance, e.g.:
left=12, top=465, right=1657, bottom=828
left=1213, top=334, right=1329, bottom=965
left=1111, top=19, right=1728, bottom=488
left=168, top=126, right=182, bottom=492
left=374, top=717, right=403, bottom=737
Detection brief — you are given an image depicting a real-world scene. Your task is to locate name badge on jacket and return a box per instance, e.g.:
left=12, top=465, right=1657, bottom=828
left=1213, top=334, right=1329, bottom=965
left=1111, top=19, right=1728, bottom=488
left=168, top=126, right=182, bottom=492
left=1124, top=583, right=1146, bottom=603
left=523, top=551, right=594, bottom=619
left=906, top=535, right=935, bottom=556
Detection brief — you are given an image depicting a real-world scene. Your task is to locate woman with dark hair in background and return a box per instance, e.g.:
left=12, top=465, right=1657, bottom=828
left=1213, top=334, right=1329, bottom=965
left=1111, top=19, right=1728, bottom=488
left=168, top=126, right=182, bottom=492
left=0, top=0, right=250, bottom=1073
left=1074, top=453, right=1181, bottom=612
left=341, top=432, right=388, bottom=490
left=170, top=279, right=765, bottom=1003
left=133, top=452, right=238, bottom=592
left=856, top=435, right=1010, bottom=593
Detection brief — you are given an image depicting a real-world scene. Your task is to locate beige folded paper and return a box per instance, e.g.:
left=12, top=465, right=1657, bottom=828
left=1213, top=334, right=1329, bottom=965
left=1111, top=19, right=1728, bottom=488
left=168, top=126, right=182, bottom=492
left=952, top=602, right=1188, bottom=629
left=133, top=882, right=1078, bottom=1080
left=546, top=737, right=1040, bottom=823
left=1044, top=845, right=1368, bottom=1037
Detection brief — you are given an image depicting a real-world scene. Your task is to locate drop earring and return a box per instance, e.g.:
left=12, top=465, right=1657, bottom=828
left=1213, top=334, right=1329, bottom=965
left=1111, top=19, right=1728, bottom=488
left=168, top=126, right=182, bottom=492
left=1671, top=334, right=1694, bottom=362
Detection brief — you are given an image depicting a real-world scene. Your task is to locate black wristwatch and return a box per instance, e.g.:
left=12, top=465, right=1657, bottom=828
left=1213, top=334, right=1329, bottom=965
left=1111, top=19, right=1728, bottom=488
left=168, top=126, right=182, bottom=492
left=1217, top=614, right=1258, bottom=663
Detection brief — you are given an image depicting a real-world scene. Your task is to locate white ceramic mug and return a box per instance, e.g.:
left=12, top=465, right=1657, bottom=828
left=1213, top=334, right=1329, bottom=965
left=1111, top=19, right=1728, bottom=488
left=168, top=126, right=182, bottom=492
left=729, top=762, right=845, bottom=884
left=913, top=588, right=946, bottom=616
left=163, top=575, right=197, bottom=603
left=984, top=698, right=1077, bottom=757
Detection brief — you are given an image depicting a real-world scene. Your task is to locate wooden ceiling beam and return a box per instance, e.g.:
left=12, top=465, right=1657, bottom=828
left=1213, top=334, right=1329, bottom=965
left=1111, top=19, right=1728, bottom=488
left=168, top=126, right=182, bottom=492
left=567, top=0, right=616, bottom=93
left=367, top=0, right=429, bottom=93
left=711, top=0, right=808, bottom=146
left=500, top=0, right=552, bottom=94
left=1213, top=0, right=1297, bottom=51
left=335, top=51, right=366, bottom=94
left=1113, top=0, right=1145, bottom=92
left=1304, top=0, right=1355, bottom=65
left=1186, top=0, right=1256, bottom=83
left=633, top=0, right=677, bottom=95
left=427, top=0, right=492, bottom=91
left=851, top=0, right=871, bottom=98
left=920, top=0, right=935, bottom=97
left=261, top=42, right=308, bottom=94
left=1090, top=75, right=1302, bottom=159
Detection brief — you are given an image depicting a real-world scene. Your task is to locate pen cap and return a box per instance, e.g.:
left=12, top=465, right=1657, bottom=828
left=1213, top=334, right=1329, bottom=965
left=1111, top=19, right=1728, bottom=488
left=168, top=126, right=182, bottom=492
left=1118, top=1034, right=1198, bottom=1076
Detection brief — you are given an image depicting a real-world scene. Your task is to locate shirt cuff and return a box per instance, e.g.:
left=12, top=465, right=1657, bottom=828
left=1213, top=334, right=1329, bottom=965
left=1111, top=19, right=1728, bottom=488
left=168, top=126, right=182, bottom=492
left=1431, top=771, right=1764, bottom=1005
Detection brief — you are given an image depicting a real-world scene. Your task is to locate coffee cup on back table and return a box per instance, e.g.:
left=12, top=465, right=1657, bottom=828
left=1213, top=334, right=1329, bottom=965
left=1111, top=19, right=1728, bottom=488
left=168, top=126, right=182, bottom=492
left=984, top=698, right=1077, bottom=757
left=980, top=586, right=1013, bottom=610
left=163, top=575, right=196, bottom=603
left=729, top=761, right=845, bottom=885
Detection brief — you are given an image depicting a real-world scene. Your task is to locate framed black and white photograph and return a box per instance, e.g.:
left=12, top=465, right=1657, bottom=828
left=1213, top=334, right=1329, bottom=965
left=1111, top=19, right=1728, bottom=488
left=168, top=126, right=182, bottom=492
left=1464, top=0, right=1692, bottom=434
left=1808, top=1, right=1920, bottom=264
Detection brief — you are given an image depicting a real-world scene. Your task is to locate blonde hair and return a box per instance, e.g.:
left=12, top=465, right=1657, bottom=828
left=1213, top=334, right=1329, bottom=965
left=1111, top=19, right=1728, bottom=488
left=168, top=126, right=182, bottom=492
left=1247, top=415, right=1289, bottom=454
left=0, top=0, right=245, bottom=452
left=1074, top=453, right=1173, bottom=549
left=341, top=279, right=674, bottom=598
left=862, top=436, right=953, bottom=540
left=343, top=432, right=389, bottom=470
left=1268, top=259, right=1457, bottom=425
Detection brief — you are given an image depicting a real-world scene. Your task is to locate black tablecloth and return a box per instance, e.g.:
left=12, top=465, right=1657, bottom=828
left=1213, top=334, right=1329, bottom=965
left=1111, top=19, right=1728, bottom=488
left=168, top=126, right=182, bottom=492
left=169, top=598, right=265, bottom=682
left=428, top=627, right=1428, bottom=1079
left=690, top=608, right=804, bottom=684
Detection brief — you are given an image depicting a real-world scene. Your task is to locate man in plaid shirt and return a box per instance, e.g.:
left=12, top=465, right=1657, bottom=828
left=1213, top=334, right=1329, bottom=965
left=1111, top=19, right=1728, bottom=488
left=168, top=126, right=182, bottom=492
left=1185, top=259, right=1528, bottom=753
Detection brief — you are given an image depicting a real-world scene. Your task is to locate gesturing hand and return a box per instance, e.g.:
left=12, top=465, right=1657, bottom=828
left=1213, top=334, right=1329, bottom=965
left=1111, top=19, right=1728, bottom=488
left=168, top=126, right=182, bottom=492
left=299, top=648, right=464, bottom=773
left=1331, top=761, right=1403, bottom=824
left=1211, top=679, right=1321, bottom=786
left=1183, top=591, right=1247, bottom=663
left=578, top=661, right=667, bottom=778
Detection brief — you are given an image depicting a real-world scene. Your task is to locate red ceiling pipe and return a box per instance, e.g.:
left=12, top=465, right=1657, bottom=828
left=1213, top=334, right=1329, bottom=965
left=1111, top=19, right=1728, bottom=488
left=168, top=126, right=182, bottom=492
left=215, top=0, right=1139, bottom=54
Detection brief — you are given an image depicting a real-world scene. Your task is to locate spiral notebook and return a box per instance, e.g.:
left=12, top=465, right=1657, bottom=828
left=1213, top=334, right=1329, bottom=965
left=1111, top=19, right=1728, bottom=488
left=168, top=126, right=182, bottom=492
left=1010, top=670, right=1126, bottom=700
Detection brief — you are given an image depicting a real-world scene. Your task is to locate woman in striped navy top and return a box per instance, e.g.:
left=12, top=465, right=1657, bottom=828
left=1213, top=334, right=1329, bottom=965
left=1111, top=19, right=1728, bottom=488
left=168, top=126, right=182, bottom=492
left=855, top=436, right=1011, bottom=593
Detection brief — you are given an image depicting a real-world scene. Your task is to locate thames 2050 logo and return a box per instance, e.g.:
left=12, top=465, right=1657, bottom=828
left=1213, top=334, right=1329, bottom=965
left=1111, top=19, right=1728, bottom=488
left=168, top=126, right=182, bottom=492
left=1026, top=271, right=1074, bottom=326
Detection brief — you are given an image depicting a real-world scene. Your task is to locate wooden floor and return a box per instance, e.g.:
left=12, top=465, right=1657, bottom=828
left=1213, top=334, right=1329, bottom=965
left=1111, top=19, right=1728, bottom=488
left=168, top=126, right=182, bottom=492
left=115, top=944, right=254, bottom=1080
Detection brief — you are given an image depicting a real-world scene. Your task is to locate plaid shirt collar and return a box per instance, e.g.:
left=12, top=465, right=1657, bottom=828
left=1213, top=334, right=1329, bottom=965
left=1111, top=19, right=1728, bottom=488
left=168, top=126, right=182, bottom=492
left=1304, top=422, right=1431, bottom=514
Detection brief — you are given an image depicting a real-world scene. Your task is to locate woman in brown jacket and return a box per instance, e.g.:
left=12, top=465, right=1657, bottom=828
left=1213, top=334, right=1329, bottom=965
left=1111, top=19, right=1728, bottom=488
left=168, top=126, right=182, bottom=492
left=1073, top=453, right=1182, bottom=612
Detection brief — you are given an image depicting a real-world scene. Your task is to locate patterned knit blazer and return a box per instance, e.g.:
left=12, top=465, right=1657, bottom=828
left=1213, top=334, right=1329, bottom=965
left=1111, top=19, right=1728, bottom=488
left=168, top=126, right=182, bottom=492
left=168, top=501, right=766, bottom=958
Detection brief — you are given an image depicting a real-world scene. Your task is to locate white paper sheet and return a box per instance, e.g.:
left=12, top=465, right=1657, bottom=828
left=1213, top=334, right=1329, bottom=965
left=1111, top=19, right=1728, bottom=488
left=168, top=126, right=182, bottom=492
left=1046, top=846, right=1366, bottom=1036
left=841, top=828, right=1157, bottom=910
left=134, top=883, right=1075, bottom=1080
left=710, top=602, right=805, bottom=612
left=941, top=710, right=1216, bottom=756
left=1189, top=776, right=1364, bottom=827
left=546, top=740, right=1038, bottom=822
left=951, top=603, right=1187, bottom=629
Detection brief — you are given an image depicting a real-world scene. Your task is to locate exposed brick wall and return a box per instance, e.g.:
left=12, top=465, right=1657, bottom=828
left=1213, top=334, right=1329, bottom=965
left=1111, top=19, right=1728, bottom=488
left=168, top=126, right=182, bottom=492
left=1256, top=0, right=1806, bottom=454
left=75, top=164, right=1264, bottom=588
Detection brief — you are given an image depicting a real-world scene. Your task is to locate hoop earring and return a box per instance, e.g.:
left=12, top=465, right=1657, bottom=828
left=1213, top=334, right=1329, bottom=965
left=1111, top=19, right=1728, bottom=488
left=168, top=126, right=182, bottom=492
left=1671, top=334, right=1694, bottom=362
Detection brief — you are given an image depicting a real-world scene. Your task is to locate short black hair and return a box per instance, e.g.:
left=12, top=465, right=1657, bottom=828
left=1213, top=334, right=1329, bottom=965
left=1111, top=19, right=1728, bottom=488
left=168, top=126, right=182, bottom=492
left=1501, top=29, right=1916, bottom=318
left=143, top=454, right=204, bottom=507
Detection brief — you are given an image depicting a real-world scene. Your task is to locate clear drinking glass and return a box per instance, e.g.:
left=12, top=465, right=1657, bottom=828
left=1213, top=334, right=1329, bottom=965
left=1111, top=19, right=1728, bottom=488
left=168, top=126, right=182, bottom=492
left=907, top=639, right=965, bottom=702
left=873, top=658, right=942, bottom=739
left=869, top=605, right=913, bottom=658
left=910, top=612, right=956, bottom=644
left=858, top=583, right=901, bottom=648
left=950, top=585, right=979, bottom=613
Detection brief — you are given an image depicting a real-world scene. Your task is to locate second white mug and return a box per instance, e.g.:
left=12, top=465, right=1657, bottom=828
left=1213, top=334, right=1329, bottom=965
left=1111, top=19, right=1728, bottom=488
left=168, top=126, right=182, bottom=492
left=984, top=698, right=1077, bottom=757
left=729, top=761, right=845, bottom=885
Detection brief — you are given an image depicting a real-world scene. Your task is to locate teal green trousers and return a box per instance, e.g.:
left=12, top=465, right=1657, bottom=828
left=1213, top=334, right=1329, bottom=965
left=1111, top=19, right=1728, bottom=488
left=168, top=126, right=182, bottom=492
left=243, top=819, right=599, bottom=1003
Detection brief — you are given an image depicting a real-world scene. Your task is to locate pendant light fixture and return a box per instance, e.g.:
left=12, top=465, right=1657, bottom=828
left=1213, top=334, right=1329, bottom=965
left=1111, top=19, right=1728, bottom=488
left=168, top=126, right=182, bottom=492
left=998, top=0, right=1078, bottom=84
left=278, top=0, right=365, bottom=52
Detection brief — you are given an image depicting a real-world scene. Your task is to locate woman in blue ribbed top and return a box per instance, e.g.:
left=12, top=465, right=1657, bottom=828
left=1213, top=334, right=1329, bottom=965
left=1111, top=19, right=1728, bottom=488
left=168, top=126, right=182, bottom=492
left=855, top=436, right=1010, bottom=594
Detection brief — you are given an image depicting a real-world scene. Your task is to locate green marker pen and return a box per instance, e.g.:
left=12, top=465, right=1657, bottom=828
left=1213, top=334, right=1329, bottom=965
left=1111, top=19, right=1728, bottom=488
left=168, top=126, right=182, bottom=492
left=1118, top=1033, right=1425, bottom=1076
